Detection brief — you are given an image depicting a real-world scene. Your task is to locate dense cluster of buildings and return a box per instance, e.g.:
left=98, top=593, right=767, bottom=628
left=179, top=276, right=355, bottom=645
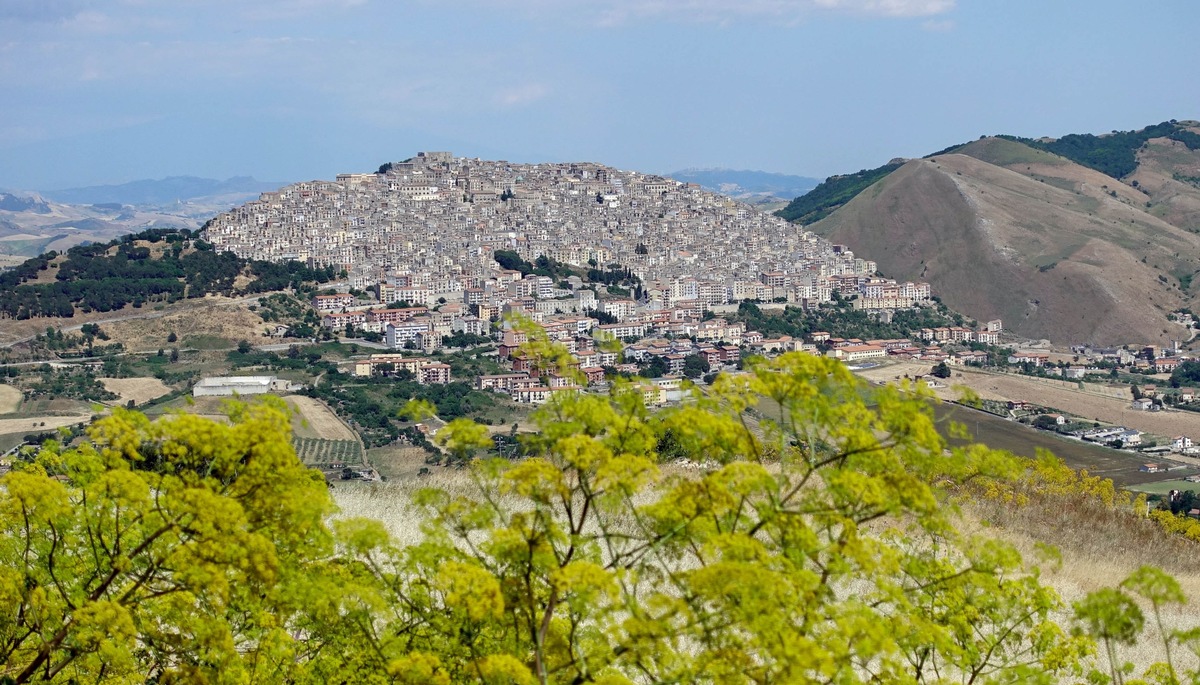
left=205, top=152, right=937, bottom=341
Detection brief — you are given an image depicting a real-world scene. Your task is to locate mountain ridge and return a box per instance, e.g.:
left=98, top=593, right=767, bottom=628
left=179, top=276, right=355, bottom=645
left=665, top=168, right=819, bottom=201
left=797, top=123, right=1200, bottom=346
left=41, top=175, right=286, bottom=207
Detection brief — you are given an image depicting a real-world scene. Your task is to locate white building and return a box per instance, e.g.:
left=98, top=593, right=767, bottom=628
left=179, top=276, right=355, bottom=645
left=193, top=376, right=292, bottom=397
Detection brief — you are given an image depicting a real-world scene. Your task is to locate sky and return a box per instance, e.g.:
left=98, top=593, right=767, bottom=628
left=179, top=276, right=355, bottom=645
left=1, top=0, right=1198, bottom=190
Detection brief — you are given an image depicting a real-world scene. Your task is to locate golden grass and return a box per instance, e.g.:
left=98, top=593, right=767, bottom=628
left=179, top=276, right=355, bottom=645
left=0, top=414, right=89, bottom=435
left=286, top=395, right=358, bottom=441
left=957, top=494, right=1200, bottom=676
left=99, top=377, right=172, bottom=405
left=0, top=384, right=22, bottom=414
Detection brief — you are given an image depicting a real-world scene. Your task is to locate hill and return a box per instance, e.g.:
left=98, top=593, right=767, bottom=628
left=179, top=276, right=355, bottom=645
left=664, top=168, right=819, bottom=201
left=0, top=177, right=286, bottom=259
left=41, top=175, right=284, bottom=206
left=792, top=121, right=1200, bottom=346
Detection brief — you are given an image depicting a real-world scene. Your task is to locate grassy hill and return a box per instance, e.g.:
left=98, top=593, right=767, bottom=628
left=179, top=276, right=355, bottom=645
left=792, top=122, right=1200, bottom=345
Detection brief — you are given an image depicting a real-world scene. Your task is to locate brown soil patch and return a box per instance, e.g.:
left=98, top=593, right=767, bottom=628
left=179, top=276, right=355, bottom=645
left=285, top=395, right=357, bottom=441
left=0, top=385, right=22, bottom=414
left=0, top=414, right=89, bottom=435
left=99, top=377, right=173, bottom=405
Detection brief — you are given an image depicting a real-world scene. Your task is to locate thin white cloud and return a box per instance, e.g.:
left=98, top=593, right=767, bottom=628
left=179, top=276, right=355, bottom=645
left=480, top=0, right=954, bottom=24
left=233, top=0, right=370, bottom=22
left=920, top=17, right=955, bottom=31
left=495, top=83, right=550, bottom=108
left=812, top=0, right=954, bottom=18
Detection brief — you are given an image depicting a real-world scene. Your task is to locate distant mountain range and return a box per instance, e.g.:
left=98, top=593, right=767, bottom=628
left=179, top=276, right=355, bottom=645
left=41, top=176, right=285, bottom=206
left=0, top=176, right=286, bottom=259
left=665, top=168, right=819, bottom=202
left=779, top=120, right=1200, bottom=346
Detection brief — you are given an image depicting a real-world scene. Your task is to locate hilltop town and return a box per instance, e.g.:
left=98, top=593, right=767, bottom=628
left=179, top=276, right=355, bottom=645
left=203, top=151, right=932, bottom=315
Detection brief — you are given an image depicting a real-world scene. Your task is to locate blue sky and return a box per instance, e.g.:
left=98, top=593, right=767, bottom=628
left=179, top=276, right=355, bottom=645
left=1, top=0, right=1197, bottom=190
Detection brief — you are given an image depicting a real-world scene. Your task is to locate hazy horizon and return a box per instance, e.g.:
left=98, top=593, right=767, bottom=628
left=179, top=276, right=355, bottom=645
left=1, top=0, right=1197, bottom=190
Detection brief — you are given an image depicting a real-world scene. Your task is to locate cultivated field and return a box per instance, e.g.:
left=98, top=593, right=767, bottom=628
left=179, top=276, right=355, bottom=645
left=99, top=377, right=173, bottom=405
left=285, top=395, right=358, bottom=441
left=0, top=414, right=90, bottom=436
left=0, top=384, right=22, bottom=414
left=144, top=395, right=233, bottom=423
left=293, top=437, right=364, bottom=467
left=933, top=402, right=1187, bottom=487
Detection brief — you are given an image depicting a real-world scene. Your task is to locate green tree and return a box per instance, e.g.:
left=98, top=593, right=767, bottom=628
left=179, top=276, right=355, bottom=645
left=0, top=399, right=334, bottom=683
left=682, top=352, right=710, bottom=378
left=325, top=353, right=1094, bottom=683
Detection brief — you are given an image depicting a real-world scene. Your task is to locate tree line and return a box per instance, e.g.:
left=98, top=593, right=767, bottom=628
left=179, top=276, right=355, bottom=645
left=1002, top=120, right=1200, bottom=180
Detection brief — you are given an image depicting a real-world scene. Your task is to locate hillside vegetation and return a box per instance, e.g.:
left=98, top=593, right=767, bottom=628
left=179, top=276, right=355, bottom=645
left=0, top=228, right=337, bottom=319
left=794, top=120, right=1200, bottom=344
left=775, top=161, right=903, bottom=224
left=1003, top=120, right=1200, bottom=179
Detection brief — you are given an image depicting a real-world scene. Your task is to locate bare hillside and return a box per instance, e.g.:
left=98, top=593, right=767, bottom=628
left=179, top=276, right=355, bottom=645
left=809, top=148, right=1200, bottom=345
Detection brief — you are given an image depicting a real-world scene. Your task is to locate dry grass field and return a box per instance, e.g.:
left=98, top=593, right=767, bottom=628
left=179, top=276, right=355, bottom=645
left=363, top=446, right=433, bottom=480
left=0, top=384, right=22, bottom=414
left=99, top=377, right=173, bottom=405
left=855, top=362, right=1198, bottom=438
left=0, top=304, right=146, bottom=347
left=0, top=295, right=268, bottom=350
left=285, top=395, right=358, bottom=441
left=0, top=414, right=89, bottom=435
left=947, top=367, right=1199, bottom=436
left=102, top=297, right=266, bottom=352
